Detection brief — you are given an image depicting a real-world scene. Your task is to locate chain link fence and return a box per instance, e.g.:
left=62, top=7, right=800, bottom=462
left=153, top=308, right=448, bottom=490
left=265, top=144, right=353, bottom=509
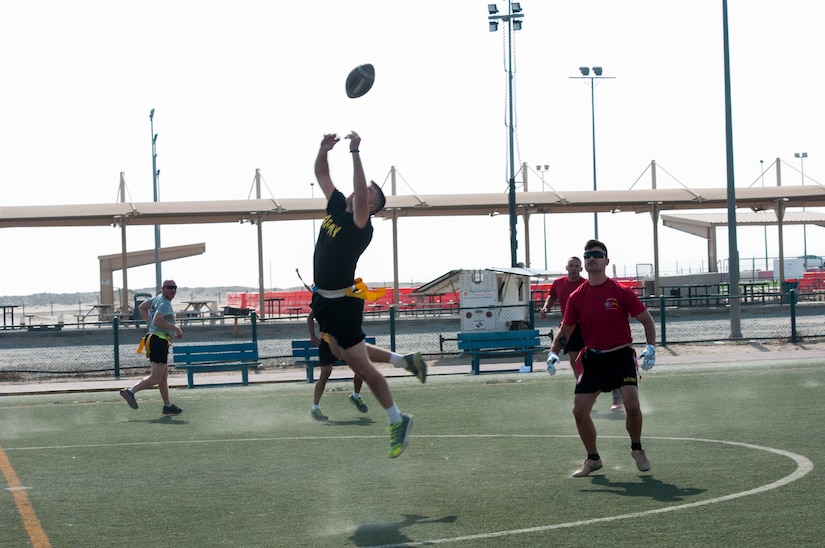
left=1, top=293, right=822, bottom=383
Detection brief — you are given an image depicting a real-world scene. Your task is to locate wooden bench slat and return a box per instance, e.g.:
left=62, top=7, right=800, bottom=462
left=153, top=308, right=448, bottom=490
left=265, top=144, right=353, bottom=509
left=180, top=363, right=251, bottom=371
left=174, top=352, right=258, bottom=362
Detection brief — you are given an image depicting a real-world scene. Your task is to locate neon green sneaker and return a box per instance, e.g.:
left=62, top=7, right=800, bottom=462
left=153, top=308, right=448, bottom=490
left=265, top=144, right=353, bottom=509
left=403, top=353, right=427, bottom=383
left=388, top=414, right=413, bottom=458
left=310, top=408, right=328, bottom=421
left=349, top=395, right=368, bottom=413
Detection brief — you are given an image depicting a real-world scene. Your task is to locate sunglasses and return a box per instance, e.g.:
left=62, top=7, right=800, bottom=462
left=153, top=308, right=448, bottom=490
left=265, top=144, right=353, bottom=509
left=583, top=250, right=606, bottom=259
left=163, top=286, right=178, bottom=290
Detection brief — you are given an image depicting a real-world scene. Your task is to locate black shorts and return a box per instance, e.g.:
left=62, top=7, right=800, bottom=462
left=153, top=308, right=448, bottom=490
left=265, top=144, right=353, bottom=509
left=310, top=293, right=366, bottom=349
left=147, top=334, right=171, bottom=364
left=563, top=323, right=584, bottom=354
left=318, top=339, right=337, bottom=367
left=574, top=346, right=638, bottom=394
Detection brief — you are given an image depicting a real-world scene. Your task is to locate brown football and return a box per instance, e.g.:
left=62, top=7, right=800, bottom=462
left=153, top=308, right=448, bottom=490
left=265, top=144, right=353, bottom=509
left=345, top=64, right=375, bottom=98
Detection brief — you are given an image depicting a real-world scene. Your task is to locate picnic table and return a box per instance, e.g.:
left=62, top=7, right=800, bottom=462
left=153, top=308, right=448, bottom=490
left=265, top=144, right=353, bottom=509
left=177, top=301, right=213, bottom=323
left=264, top=297, right=284, bottom=317
left=87, top=304, right=114, bottom=320
left=183, top=300, right=213, bottom=314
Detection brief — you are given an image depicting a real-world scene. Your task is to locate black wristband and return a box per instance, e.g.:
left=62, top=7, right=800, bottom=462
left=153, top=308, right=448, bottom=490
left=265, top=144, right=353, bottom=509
left=350, top=150, right=359, bottom=153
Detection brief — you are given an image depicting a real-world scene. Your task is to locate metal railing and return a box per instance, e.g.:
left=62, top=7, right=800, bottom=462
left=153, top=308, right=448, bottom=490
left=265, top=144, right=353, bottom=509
left=1, top=291, right=821, bottom=382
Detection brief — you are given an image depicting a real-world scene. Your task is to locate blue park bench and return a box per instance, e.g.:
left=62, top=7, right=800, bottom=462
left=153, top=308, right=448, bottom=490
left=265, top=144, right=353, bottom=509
left=457, top=329, right=544, bottom=375
left=172, top=341, right=260, bottom=388
left=292, top=337, right=376, bottom=383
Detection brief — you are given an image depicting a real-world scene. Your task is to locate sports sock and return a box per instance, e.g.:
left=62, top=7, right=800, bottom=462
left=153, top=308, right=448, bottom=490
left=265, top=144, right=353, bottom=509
left=385, top=404, right=402, bottom=424
left=388, top=353, right=406, bottom=368
left=352, top=392, right=361, bottom=399
left=631, top=442, right=642, bottom=451
left=588, top=453, right=601, bottom=461
left=311, top=404, right=320, bottom=411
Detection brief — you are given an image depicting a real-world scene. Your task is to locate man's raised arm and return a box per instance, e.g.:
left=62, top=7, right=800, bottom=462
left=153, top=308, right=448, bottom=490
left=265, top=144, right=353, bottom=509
left=315, top=133, right=339, bottom=200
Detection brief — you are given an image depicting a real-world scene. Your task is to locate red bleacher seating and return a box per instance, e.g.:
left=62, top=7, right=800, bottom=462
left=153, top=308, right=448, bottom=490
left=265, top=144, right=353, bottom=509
left=225, top=284, right=465, bottom=317
left=800, top=271, right=825, bottom=293
left=225, top=292, right=247, bottom=308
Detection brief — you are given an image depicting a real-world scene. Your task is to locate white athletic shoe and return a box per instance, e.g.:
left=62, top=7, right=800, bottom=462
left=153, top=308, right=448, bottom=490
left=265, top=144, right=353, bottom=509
left=631, top=449, right=651, bottom=472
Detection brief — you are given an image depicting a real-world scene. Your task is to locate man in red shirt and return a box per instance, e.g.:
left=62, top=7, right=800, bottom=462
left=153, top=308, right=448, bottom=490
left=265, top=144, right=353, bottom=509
left=541, top=256, right=586, bottom=366
left=548, top=240, right=657, bottom=477
left=542, top=257, right=624, bottom=411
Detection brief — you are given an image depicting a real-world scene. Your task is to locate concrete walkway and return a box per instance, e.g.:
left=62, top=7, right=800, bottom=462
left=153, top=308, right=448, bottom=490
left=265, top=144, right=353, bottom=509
left=0, top=362, right=474, bottom=396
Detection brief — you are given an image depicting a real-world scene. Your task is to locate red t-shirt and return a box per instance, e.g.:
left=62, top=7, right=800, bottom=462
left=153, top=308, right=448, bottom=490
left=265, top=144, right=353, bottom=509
left=549, top=276, right=587, bottom=315
left=563, top=278, right=647, bottom=350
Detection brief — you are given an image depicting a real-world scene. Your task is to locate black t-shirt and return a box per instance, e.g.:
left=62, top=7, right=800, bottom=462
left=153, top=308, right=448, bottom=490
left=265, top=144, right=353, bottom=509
left=312, top=189, right=373, bottom=290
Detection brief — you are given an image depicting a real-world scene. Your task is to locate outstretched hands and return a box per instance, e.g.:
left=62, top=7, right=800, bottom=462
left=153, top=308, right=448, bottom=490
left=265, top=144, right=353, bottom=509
left=345, top=131, right=361, bottom=152
left=319, top=133, right=340, bottom=152
left=320, top=131, right=361, bottom=153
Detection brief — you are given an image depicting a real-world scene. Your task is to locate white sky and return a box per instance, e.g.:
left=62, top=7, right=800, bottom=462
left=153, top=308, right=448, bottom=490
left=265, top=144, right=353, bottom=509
left=1, top=0, right=822, bottom=296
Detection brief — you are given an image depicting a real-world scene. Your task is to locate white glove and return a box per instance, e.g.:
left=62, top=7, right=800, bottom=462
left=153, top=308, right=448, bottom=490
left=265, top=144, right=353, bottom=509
left=546, top=352, right=560, bottom=376
left=639, top=344, right=656, bottom=371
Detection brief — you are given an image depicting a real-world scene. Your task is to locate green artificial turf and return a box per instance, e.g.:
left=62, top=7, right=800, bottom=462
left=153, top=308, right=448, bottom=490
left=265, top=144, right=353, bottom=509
left=1, top=361, right=823, bottom=547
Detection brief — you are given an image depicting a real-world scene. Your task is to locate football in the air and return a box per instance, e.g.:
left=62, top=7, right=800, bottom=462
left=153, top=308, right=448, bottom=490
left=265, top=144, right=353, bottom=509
left=345, top=64, right=375, bottom=98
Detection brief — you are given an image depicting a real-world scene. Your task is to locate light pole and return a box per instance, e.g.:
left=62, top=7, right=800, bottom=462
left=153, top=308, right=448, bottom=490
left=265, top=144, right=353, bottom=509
left=149, top=109, right=162, bottom=293
left=570, top=66, right=614, bottom=239
left=760, top=160, right=768, bottom=270
left=310, top=180, right=316, bottom=245
left=794, top=152, right=808, bottom=267
left=536, top=164, right=550, bottom=269
left=488, top=2, right=524, bottom=268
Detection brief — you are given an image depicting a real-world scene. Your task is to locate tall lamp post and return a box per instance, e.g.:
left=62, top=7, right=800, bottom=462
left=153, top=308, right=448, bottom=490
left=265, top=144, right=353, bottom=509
left=536, top=164, right=550, bottom=269
left=488, top=2, right=524, bottom=268
left=310, top=180, right=316, bottom=245
left=794, top=152, right=808, bottom=267
left=760, top=159, right=768, bottom=270
left=149, top=109, right=162, bottom=293
left=570, top=66, right=614, bottom=239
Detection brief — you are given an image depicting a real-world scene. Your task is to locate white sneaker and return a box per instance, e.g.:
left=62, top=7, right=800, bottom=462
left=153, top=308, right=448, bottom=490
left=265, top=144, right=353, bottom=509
left=611, top=390, right=623, bottom=412
left=631, top=449, right=651, bottom=471
left=572, top=458, right=603, bottom=477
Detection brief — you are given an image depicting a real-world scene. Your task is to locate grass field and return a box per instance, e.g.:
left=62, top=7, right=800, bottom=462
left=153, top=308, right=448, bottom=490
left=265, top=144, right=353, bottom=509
left=1, top=359, right=823, bottom=547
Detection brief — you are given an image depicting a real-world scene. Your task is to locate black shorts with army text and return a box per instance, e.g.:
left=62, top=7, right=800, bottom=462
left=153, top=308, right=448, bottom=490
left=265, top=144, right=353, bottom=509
left=574, top=346, right=638, bottom=394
